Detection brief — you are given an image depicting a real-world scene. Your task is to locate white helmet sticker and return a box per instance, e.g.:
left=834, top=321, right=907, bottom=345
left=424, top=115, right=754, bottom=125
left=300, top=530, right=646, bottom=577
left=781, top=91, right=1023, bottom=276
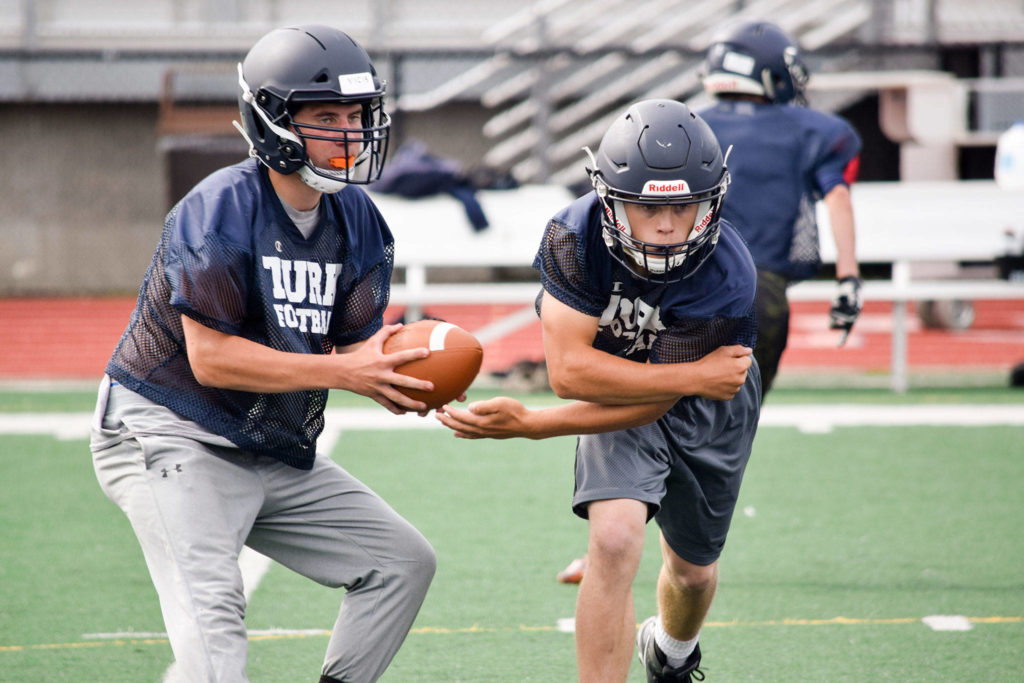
left=339, top=72, right=376, bottom=95
left=642, top=180, right=690, bottom=195
left=722, top=51, right=756, bottom=76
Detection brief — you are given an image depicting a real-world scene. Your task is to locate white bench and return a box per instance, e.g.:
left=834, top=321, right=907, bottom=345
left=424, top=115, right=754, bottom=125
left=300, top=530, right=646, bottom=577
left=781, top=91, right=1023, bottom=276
left=372, top=180, right=1024, bottom=392
left=370, top=184, right=566, bottom=345
left=810, top=180, right=1024, bottom=391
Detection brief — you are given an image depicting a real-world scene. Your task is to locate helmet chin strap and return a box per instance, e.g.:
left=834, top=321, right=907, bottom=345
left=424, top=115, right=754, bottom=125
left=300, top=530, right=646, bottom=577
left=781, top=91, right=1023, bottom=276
left=232, top=119, right=258, bottom=159
left=298, top=165, right=347, bottom=194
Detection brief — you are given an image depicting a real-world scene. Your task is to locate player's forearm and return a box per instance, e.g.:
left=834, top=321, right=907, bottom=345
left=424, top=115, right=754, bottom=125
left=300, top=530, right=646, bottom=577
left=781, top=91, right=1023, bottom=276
left=181, top=315, right=351, bottom=393
left=546, top=348, right=702, bottom=404
left=824, top=185, right=858, bottom=278
left=526, top=399, right=676, bottom=438
left=186, top=330, right=337, bottom=393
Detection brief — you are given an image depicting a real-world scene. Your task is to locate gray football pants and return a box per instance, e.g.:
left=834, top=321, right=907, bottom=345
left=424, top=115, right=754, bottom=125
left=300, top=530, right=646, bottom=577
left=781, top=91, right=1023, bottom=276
left=90, top=389, right=436, bottom=682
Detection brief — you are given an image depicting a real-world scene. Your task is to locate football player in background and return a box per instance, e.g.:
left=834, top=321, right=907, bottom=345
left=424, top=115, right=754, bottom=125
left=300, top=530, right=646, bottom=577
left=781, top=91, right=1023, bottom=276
left=438, top=99, right=761, bottom=682
left=699, top=18, right=864, bottom=397
left=89, top=25, right=436, bottom=682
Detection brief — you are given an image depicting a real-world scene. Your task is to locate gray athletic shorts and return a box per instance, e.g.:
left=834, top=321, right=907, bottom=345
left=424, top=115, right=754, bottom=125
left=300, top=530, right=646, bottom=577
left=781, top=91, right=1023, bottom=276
left=572, top=364, right=761, bottom=565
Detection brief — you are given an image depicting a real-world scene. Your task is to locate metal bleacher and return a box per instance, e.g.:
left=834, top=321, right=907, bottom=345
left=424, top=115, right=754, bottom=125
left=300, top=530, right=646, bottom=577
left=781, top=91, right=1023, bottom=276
left=397, top=0, right=878, bottom=186
left=4, top=2, right=1023, bottom=160
left=393, top=0, right=1024, bottom=187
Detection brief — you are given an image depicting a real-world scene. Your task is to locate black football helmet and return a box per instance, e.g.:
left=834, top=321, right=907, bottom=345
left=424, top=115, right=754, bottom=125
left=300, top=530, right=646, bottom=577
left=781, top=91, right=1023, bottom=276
left=702, top=20, right=808, bottom=105
left=586, top=99, right=730, bottom=283
left=235, top=24, right=390, bottom=192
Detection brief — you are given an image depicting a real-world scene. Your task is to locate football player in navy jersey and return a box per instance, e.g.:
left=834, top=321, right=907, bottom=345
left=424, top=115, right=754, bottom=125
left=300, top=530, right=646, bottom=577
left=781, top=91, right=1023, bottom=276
left=699, top=19, right=864, bottom=398
left=89, top=25, right=437, bottom=682
left=554, top=17, right=866, bottom=602
left=438, top=99, right=760, bottom=682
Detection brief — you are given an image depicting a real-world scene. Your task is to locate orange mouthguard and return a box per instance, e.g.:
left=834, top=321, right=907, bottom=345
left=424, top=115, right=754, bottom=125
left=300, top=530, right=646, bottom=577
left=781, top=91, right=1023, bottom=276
left=328, top=156, right=356, bottom=169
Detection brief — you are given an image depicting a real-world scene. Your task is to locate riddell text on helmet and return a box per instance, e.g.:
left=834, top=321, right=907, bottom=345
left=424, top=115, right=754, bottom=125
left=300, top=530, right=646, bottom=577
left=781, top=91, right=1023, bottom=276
left=692, top=205, right=714, bottom=235
left=642, top=180, right=690, bottom=195
left=603, top=205, right=628, bottom=232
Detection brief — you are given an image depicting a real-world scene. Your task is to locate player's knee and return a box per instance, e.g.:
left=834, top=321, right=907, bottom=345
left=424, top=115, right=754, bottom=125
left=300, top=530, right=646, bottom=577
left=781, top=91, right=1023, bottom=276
left=413, top=537, right=437, bottom=587
left=665, top=556, right=717, bottom=593
left=589, top=520, right=645, bottom=568
left=394, top=530, right=437, bottom=592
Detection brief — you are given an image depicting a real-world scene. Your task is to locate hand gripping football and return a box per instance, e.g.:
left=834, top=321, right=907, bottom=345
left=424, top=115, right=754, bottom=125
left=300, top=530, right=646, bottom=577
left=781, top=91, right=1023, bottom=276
left=383, top=320, right=484, bottom=410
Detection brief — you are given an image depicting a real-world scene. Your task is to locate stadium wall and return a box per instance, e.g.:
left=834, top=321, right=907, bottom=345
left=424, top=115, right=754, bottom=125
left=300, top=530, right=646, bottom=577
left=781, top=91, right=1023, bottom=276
left=0, top=100, right=494, bottom=295
left=0, top=103, right=165, bottom=294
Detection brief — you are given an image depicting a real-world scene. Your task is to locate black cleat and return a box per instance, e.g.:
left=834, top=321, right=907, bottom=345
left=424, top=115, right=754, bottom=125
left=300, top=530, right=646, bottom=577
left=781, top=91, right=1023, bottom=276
left=636, top=616, right=704, bottom=682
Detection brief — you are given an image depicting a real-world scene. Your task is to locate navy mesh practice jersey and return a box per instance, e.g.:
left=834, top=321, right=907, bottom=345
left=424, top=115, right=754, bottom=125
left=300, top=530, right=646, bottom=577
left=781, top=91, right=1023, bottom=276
left=107, top=158, right=394, bottom=468
left=533, top=192, right=757, bottom=411
left=699, top=100, right=861, bottom=282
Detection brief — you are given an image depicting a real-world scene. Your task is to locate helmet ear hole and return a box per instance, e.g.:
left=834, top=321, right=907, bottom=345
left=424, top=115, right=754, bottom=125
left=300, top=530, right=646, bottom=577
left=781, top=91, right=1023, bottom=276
left=249, top=109, right=269, bottom=143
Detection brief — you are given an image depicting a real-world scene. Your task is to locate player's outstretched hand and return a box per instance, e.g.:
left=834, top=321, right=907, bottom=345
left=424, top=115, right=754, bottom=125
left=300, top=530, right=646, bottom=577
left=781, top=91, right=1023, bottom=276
left=436, top=397, right=532, bottom=439
left=337, top=324, right=433, bottom=414
left=691, top=345, right=753, bottom=400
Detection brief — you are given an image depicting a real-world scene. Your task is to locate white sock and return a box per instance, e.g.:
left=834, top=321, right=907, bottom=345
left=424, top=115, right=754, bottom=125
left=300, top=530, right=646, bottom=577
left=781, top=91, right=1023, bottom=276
left=654, top=617, right=698, bottom=668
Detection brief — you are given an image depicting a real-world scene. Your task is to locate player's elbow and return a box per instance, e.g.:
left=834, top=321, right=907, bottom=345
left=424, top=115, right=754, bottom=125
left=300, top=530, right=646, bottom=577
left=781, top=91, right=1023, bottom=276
left=188, top=356, right=221, bottom=387
left=185, top=342, right=231, bottom=388
left=548, top=374, right=576, bottom=400
left=824, top=183, right=852, bottom=207
left=544, top=359, right=573, bottom=399
left=546, top=362, right=594, bottom=401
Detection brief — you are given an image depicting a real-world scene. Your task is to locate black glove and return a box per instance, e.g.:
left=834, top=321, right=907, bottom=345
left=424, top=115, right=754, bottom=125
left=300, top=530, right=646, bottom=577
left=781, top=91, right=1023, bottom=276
left=829, top=276, right=862, bottom=345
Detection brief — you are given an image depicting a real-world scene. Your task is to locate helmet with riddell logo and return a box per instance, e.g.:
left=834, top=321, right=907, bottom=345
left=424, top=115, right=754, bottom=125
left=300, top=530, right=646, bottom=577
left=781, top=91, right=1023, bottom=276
left=585, top=99, right=730, bottom=283
left=702, top=19, right=809, bottom=105
left=235, top=24, right=390, bottom=192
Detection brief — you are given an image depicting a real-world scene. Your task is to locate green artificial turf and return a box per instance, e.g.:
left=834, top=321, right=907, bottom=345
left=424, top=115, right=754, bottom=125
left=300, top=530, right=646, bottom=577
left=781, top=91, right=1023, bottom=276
left=1, top=393, right=1021, bottom=681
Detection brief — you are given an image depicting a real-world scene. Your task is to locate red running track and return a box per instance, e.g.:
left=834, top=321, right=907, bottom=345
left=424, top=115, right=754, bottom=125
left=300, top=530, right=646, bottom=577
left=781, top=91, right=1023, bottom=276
left=1, top=298, right=1021, bottom=380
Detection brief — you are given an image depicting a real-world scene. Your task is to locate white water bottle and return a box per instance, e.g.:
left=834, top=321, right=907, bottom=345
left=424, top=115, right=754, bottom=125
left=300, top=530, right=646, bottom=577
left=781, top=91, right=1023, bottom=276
left=995, top=121, right=1024, bottom=190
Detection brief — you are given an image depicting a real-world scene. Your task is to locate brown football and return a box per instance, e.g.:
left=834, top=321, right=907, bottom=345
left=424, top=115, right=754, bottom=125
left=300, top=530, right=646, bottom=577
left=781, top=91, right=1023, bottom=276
left=383, top=319, right=484, bottom=410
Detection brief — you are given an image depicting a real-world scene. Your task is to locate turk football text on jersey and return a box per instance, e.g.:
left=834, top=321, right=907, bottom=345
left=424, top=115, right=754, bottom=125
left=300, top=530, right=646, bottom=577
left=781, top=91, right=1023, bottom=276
left=107, top=159, right=394, bottom=468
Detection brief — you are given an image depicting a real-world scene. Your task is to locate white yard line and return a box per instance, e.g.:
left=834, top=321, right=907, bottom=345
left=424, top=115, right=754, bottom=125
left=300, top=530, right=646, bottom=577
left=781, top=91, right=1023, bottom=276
left=922, top=615, right=974, bottom=631
left=757, top=404, right=1024, bottom=433
left=2, top=404, right=1024, bottom=441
